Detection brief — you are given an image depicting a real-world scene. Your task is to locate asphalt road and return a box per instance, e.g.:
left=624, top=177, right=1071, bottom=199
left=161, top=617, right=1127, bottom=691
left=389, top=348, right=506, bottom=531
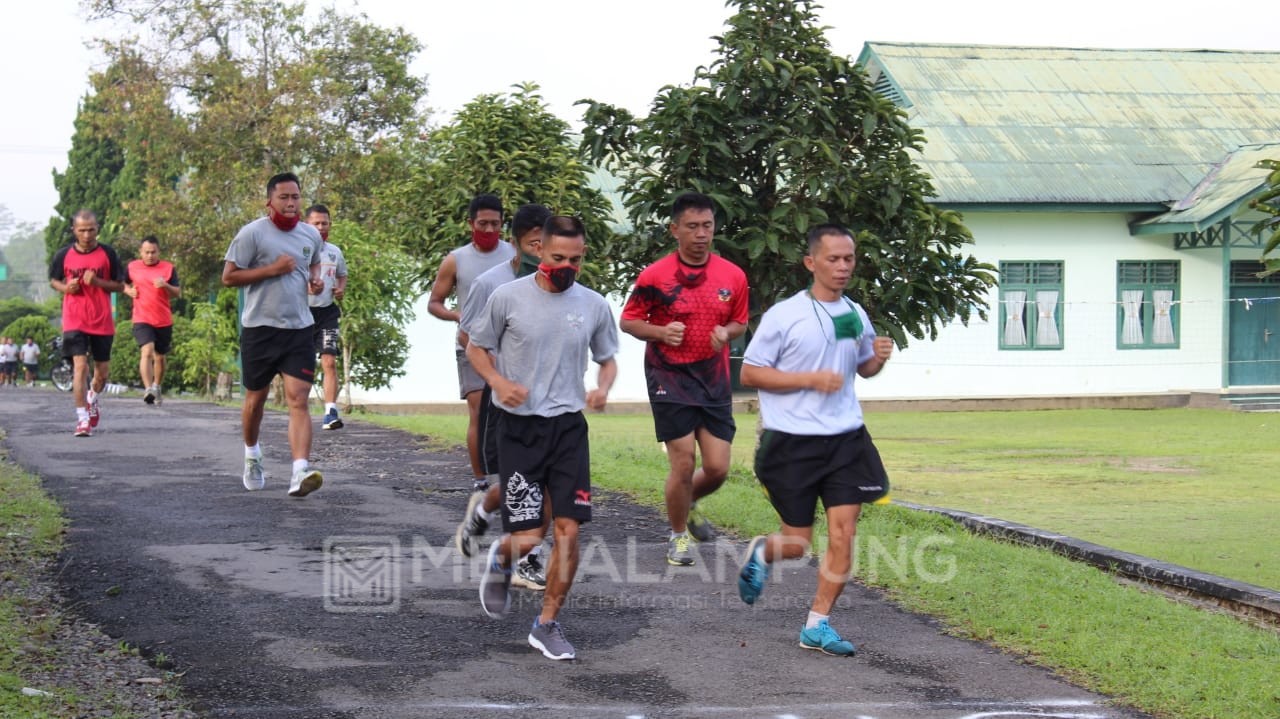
left=0, top=387, right=1151, bottom=719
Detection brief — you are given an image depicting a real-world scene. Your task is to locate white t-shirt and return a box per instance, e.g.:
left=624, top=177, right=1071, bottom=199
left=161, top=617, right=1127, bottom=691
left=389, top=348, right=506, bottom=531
left=0, top=343, right=18, bottom=362
left=19, top=342, right=39, bottom=364
left=742, top=290, right=876, bottom=435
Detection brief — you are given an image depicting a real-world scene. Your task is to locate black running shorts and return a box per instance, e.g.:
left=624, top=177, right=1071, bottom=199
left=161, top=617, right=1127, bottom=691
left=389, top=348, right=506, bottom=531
left=754, top=427, right=890, bottom=528
left=240, top=326, right=316, bottom=391
left=496, top=409, right=592, bottom=532
left=651, top=401, right=736, bottom=443
left=132, top=323, right=174, bottom=355
left=62, top=331, right=113, bottom=363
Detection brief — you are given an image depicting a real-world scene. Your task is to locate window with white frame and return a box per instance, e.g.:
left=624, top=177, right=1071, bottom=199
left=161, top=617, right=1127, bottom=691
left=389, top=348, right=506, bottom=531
left=1116, top=261, right=1179, bottom=349
left=999, top=261, right=1063, bottom=350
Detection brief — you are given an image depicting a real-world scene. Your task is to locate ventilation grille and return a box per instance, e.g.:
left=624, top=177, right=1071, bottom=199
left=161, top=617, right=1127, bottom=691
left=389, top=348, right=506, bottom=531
left=1001, top=261, right=1063, bottom=285
left=1118, top=261, right=1179, bottom=284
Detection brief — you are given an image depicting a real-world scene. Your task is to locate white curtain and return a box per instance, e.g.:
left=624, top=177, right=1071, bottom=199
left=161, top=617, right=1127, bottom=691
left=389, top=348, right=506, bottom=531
left=1035, top=290, right=1060, bottom=346
left=1152, top=290, right=1175, bottom=344
left=1003, top=291, right=1027, bottom=346
left=1121, top=290, right=1145, bottom=345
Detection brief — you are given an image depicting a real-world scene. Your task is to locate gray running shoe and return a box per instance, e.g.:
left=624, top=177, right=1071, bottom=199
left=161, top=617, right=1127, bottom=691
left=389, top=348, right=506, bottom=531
left=143, top=386, right=156, bottom=405
left=288, top=467, right=323, bottom=497
left=479, top=541, right=511, bottom=618
left=687, top=502, right=715, bottom=542
left=528, top=620, right=576, bottom=660
left=666, top=533, right=694, bottom=566
left=454, top=491, right=489, bottom=558
left=243, top=457, right=266, bottom=491
left=512, top=552, right=546, bottom=591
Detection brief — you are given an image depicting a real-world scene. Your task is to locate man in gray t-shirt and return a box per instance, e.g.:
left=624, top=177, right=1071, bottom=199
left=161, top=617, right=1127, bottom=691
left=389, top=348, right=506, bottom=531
left=222, top=172, right=325, bottom=500
left=466, top=215, right=617, bottom=662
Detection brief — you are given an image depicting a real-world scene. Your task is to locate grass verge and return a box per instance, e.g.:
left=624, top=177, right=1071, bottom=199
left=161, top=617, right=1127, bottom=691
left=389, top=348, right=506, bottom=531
left=360, top=409, right=1280, bottom=719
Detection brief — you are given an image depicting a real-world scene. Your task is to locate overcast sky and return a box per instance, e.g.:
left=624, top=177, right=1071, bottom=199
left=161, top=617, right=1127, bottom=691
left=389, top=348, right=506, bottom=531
left=3, top=0, right=1279, bottom=227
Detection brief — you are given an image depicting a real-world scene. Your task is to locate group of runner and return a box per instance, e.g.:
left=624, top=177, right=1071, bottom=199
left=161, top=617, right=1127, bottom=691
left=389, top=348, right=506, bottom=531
left=0, top=336, right=41, bottom=386
left=48, top=178, right=895, bottom=665
left=431, top=191, right=894, bottom=662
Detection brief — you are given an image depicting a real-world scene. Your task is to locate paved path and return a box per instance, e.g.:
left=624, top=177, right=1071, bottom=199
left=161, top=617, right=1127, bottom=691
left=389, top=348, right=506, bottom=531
left=0, top=387, right=1149, bottom=719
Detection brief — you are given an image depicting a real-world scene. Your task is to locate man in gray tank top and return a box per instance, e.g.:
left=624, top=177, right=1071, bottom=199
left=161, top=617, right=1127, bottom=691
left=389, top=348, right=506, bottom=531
left=467, top=215, right=618, bottom=661
left=427, top=193, right=515, bottom=493
left=222, top=172, right=325, bottom=499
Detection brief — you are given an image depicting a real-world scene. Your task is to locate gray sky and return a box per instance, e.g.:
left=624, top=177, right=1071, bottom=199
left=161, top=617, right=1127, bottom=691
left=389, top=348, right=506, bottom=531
left=3, top=0, right=1278, bottom=227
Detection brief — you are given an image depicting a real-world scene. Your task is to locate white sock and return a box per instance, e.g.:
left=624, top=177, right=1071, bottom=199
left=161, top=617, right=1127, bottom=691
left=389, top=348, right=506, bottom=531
left=245, top=444, right=262, bottom=460
left=76, top=407, right=89, bottom=422
left=805, top=611, right=829, bottom=630
left=670, top=530, right=689, bottom=540
left=325, top=402, right=337, bottom=412
left=292, top=459, right=309, bottom=474
left=474, top=503, right=489, bottom=520
left=753, top=542, right=767, bottom=564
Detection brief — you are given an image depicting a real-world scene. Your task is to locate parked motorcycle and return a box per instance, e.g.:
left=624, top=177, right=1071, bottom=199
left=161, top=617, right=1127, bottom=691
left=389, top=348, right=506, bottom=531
left=50, top=336, right=73, bottom=392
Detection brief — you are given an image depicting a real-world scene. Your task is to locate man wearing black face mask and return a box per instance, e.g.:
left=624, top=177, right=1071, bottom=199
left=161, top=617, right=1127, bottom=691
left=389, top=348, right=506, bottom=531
left=428, top=193, right=516, bottom=495
left=466, top=215, right=619, bottom=662
left=455, top=203, right=553, bottom=592
left=620, top=191, right=748, bottom=567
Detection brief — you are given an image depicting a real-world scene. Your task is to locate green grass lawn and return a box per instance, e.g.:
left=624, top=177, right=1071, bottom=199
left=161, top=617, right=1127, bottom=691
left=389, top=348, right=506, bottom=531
left=362, top=407, right=1280, bottom=719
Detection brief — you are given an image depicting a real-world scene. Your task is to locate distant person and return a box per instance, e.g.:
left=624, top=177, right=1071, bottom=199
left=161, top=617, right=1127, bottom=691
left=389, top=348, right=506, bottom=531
left=304, top=204, right=348, bottom=430
left=455, top=202, right=553, bottom=592
left=620, top=191, right=748, bottom=566
left=427, top=193, right=515, bottom=493
left=222, top=172, right=324, bottom=498
left=19, top=337, right=39, bottom=386
left=48, top=209, right=125, bottom=437
left=737, top=223, right=894, bottom=657
left=0, top=337, right=16, bottom=386
left=124, top=235, right=180, bottom=405
left=468, top=215, right=618, bottom=661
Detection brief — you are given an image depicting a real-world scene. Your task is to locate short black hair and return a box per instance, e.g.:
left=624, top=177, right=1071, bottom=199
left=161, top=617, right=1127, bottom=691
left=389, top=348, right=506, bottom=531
left=304, top=204, right=330, bottom=218
left=512, top=203, right=553, bottom=239
left=71, top=208, right=98, bottom=226
left=140, top=235, right=160, bottom=248
left=468, top=193, right=504, bottom=220
left=543, top=215, right=586, bottom=241
left=267, top=172, right=301, bottom=195
left=806, top=223, right=855, bottom=253
left=671, top=191, right=715, bottom=223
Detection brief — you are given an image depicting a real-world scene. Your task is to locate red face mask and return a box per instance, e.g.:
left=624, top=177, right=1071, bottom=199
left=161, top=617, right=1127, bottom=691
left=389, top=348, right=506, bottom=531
left=472, top=229, right=501, bottom=252
left=268, top=206, right=299, bottom=232
left=538, top=262, right=578, bottom=292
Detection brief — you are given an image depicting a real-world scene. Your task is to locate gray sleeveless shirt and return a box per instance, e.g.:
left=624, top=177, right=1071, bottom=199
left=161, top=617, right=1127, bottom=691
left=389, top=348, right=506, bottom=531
left=450, top=240, right=515, bottom=348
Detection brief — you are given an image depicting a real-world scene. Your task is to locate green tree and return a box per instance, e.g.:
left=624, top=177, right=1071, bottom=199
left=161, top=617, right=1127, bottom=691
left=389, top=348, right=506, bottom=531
left=328, top=220, right=418, bottom=399
left=0, top=297, right=57, bottom=333
left=578, top=0, right=994, bottom=343
left=1250, top=159, right=1280, bottom=277
left=2, top=218, right=57, bottom=302
left=174, top=296, right=239, bottom=397
left=378, top=83, right=630, bottom=295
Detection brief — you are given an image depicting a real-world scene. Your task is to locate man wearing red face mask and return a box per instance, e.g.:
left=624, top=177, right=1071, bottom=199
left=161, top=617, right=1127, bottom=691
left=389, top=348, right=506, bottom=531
left=620, top=192, right=748, bottom=568
left=222, top=172, right=325, bottom=499
left=428, top=193, right=515, bottom=495
left=467, top=215, right=618, bottom=661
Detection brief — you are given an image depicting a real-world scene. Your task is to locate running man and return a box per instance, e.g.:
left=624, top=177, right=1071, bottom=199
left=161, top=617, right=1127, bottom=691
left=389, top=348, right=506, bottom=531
left=303, top=204, right=348, bottom=430
left=455, top=202, right=552, bottom=591
left=0, top=337, right=16, bottom=386
left=124, top=235, right=180, bottom=405
left=222, top=172, right=325, bottom=498
left=736, top=223, right=894, bottom=657
left=19, top=337, right=39, bottom=386
left=620, top=192, right=748, bottom=566
left=48, top=209, right=125, bottom=437
left=467, top=215, right=618, bottom=661
left=427, top=194, right=515, bottom=493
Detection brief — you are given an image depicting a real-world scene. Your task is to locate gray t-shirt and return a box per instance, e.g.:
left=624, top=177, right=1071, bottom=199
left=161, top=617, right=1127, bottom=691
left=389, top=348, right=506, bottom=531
left=469, top=275, right=618, bottom=417
left=224, top=217, right=323, bottom=329
left=459, top=260, right=516, bottom=338
left=451, top=241, right=515, bottom=348
left=308, top=241, right=348, bottom=308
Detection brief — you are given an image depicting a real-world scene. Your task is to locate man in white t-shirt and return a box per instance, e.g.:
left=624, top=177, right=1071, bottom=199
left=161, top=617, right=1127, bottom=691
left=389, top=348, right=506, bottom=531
left=736, top=223, right=894, bottom=658
left=19, top=337, right=40, bottom=386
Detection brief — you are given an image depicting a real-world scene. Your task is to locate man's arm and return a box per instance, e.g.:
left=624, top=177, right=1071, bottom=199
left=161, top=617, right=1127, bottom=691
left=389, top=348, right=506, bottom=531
left=222, top=257, right=294, bottom=288
left=586, top=357, right=617, bottom=411
left=427, top=254, right=459, bottom=322
left=710, top=320, right=747, bottom=352
left=465, top=340, right=528, bottom=408
left=857, top=337, right=894, bottom=378
left=619, top=317, right=686, bottom=346
left=739, top=363, right=843, bottom=394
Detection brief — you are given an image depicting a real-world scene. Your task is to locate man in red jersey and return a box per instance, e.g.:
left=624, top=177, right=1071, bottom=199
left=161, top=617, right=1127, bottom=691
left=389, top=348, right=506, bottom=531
left=48, top=209, right=125, bottom=437
left=620, top=192, right=748, bottom=566
left=124, top=236, right=181, bottom=405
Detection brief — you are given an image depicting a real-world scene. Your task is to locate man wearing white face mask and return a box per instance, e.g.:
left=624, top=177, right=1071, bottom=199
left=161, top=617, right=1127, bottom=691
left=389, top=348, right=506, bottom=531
left=428, top=193, right=516, bottom=494
left=467, top=215, right=619, bottom=662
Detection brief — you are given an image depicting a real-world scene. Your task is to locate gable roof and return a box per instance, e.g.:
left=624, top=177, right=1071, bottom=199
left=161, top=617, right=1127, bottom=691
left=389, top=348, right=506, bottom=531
left=857, top=43, right=1280, bottom=207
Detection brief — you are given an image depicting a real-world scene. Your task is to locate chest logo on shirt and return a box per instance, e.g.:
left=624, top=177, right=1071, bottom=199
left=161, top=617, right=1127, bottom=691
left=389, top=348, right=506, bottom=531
left=718, top=288, right=733, bottom=302
left=565, top=312, right=584, bottom=330
left=302, top=247, right=312, bottom=259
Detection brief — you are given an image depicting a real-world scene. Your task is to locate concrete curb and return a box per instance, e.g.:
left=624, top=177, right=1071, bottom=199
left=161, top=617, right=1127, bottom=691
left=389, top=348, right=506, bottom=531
left=895, top=501, right=1280, bottom=623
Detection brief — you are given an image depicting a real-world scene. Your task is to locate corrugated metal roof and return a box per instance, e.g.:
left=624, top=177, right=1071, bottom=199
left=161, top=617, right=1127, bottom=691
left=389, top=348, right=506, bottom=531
left=1132, top=142, right=1278, bottom=231
left=859, top=43, right=1280, bottom=205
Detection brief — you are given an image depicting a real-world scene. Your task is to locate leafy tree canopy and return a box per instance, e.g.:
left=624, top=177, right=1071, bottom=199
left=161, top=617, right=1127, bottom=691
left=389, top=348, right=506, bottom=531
left=1250, top=159, right=1280, bottom=277
left=578, top=0, right=994, bottom=343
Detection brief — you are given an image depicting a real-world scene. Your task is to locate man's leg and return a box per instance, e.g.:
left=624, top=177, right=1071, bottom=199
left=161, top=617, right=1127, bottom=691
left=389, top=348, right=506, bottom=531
left=154, top=352, right=167, bottom=390
left=241, top=387, right=269, bottom=447
left=90, top=359, right=109, bottom=395
left=72, top=354, right=90, bottom=409
left=663, top=432, right=698, bottom=533
left=139, top=343, right=156, bottom=390
left=283, top=374, right=314, bottom=465
left=538, top=516, right=580, bottom=625
left=692, top=428, right=732, bottom=501
left=813, top=503, right=861, bottom=615
left=464, top=388, right=484, bottom=486
left=321, top=353, right=339, bottom=404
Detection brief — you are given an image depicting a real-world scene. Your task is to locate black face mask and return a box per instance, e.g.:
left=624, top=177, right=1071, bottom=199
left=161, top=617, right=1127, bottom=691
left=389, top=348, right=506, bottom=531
left=539, top=263, right=578, bottom=292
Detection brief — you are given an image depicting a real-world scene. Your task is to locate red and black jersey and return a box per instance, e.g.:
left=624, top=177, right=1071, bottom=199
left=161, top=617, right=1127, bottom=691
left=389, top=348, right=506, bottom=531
left=49, top=243, right=124, bottom=335
left=622, top=253, right=748, bottom=405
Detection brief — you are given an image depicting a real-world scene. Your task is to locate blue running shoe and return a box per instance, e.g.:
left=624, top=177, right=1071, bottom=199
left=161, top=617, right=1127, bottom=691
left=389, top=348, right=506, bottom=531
left=799, top=619, right=856, bottom=656
left=737, top=535, right=770, bottom=605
